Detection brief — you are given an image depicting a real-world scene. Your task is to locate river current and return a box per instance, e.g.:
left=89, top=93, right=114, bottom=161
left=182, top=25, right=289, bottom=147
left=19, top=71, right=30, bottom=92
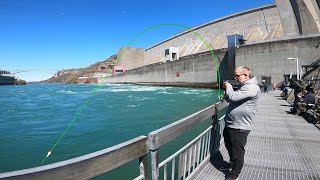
left=0, top=84, right=219, bottom=178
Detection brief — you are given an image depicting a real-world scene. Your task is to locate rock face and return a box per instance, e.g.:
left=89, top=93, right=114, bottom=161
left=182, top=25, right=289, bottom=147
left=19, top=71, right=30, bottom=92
left=41, top=55, right=117, bottom=84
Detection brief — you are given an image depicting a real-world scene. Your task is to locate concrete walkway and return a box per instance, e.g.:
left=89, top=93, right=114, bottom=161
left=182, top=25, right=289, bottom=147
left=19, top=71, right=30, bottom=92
left=192, top=90, right=320, bottom=180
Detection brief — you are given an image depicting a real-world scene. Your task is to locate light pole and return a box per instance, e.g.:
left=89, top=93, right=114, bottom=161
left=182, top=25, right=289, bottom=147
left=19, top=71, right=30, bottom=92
left=287, top=57, right=299, bottom=80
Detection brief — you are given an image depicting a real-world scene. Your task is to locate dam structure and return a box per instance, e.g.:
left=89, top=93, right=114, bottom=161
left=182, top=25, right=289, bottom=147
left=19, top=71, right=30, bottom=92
left=101, top=1, right=320, bottom=87
left=1, top=1, right=320, bottom=179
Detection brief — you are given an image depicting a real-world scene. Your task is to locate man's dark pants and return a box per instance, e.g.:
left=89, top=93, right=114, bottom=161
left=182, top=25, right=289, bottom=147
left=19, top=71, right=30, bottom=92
left=223, top=127, right=250, bottom=178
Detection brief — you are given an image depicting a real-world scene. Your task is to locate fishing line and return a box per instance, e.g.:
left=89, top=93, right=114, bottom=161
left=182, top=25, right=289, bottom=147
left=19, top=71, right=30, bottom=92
left=41, top=24, right=222, bottom=164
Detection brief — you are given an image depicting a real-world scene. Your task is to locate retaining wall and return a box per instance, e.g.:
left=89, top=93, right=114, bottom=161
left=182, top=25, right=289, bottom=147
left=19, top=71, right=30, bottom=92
left=100, top=50, right=227, bottom=88
left=101, top=34, right=320, bottom=87
left=236, top=34, right=320, bottom=83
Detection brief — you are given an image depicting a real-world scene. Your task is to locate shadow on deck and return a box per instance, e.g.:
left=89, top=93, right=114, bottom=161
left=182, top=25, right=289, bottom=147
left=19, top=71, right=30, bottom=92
left=191, top=90, right=320, bottom=180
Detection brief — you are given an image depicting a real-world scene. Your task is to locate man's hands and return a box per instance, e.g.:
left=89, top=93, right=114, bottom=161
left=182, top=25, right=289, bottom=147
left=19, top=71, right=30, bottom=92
left=224, top=82, right=232, bottom=88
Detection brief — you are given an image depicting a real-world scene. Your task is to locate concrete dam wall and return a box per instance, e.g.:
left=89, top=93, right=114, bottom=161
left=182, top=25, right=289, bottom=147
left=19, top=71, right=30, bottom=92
left=103, top=50, right=227, bottom=88
left=145, top=4, right=284, bottom=66
left=236, top=34, right=320, bottom=83
left=100, top=1, right=320, bottom=87
left=101, top=34, right=320, bottom=87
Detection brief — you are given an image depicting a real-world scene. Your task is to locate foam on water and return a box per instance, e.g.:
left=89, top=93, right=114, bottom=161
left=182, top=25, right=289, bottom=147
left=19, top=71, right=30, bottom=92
left=127, top=104, right=141, bottom=108
left=157, top=91, right=175, bottom=94
left=57, top=90, right=77, bottom=94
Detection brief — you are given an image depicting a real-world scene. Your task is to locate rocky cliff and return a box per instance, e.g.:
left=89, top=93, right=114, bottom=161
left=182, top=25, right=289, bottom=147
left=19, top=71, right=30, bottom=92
left=40, top=55, right=117, bottom=84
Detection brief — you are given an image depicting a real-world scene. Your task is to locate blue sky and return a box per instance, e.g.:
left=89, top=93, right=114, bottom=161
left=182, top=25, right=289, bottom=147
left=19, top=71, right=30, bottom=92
left=0, top=0, right=274, bottom=82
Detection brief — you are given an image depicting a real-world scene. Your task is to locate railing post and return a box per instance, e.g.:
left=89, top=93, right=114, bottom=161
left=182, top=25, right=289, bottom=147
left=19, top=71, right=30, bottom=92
left=210, top=104, right=219, bottom=155
left=151, top=149, right=159, bottom=180
left=139, top=154, right=149, bottom=180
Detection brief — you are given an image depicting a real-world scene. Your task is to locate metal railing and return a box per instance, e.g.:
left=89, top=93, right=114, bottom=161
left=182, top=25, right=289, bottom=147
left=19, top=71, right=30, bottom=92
left=0, top=100, right=228, bottom=180
left=148, top=100, right=228, bottom=180
left=0, top=136, right=149, bottom=180
left=158, top=126, right=212, bottom=180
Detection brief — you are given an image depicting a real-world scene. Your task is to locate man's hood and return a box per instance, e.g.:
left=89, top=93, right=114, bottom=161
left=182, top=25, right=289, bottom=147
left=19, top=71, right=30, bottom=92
left=241, top=76, right=259, bottom=85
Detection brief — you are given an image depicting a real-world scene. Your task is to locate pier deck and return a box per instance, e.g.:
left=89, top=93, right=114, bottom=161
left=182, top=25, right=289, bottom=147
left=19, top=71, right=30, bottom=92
left=191, top=90, right=320, bottom=180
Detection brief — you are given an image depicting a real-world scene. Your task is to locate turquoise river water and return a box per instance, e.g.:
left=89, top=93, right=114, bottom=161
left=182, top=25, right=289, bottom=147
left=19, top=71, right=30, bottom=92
left=0, top=84, right=220, bottom=179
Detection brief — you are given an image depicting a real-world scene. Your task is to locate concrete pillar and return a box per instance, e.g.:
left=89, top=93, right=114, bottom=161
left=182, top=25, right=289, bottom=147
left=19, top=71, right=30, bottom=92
left=303, top=0, right=320, bottom=32
left=294, top=0, right=319, bottom=34
left=275, top=0, right=301, bottom=36
left=117, top=47, right=145, bottom=71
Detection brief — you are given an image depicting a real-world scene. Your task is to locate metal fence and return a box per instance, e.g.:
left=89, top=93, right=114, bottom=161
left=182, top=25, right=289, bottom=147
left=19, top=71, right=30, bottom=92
left=148, top=100, right=228, bottom=180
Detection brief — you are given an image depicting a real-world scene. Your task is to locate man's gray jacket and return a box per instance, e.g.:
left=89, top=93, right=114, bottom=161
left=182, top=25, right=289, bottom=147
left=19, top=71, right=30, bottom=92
left=224, top=76, right=260, bottom=130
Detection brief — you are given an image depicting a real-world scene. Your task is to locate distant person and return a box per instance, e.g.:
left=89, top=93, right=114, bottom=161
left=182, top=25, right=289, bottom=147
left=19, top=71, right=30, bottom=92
left=283, top=87, right=288, bottom=99
left=289, top=90, right=315, bottom=115
left=262, top=80, right=268, bottom=93
left=281, top=81, right=289, bottom=98
left=273, top=83, right=277, bottom=90
left=292, top=79, right=306, bottom=104
left=306, top=82, right=315, bottom=93
left=222, top=66, right=260, bottom=180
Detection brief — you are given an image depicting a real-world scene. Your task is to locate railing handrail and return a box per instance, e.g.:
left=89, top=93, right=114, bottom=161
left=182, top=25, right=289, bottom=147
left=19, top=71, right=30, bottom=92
left=148, top=100, right=228, bottom=150
left=0, top=136, right=149, bottom=180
